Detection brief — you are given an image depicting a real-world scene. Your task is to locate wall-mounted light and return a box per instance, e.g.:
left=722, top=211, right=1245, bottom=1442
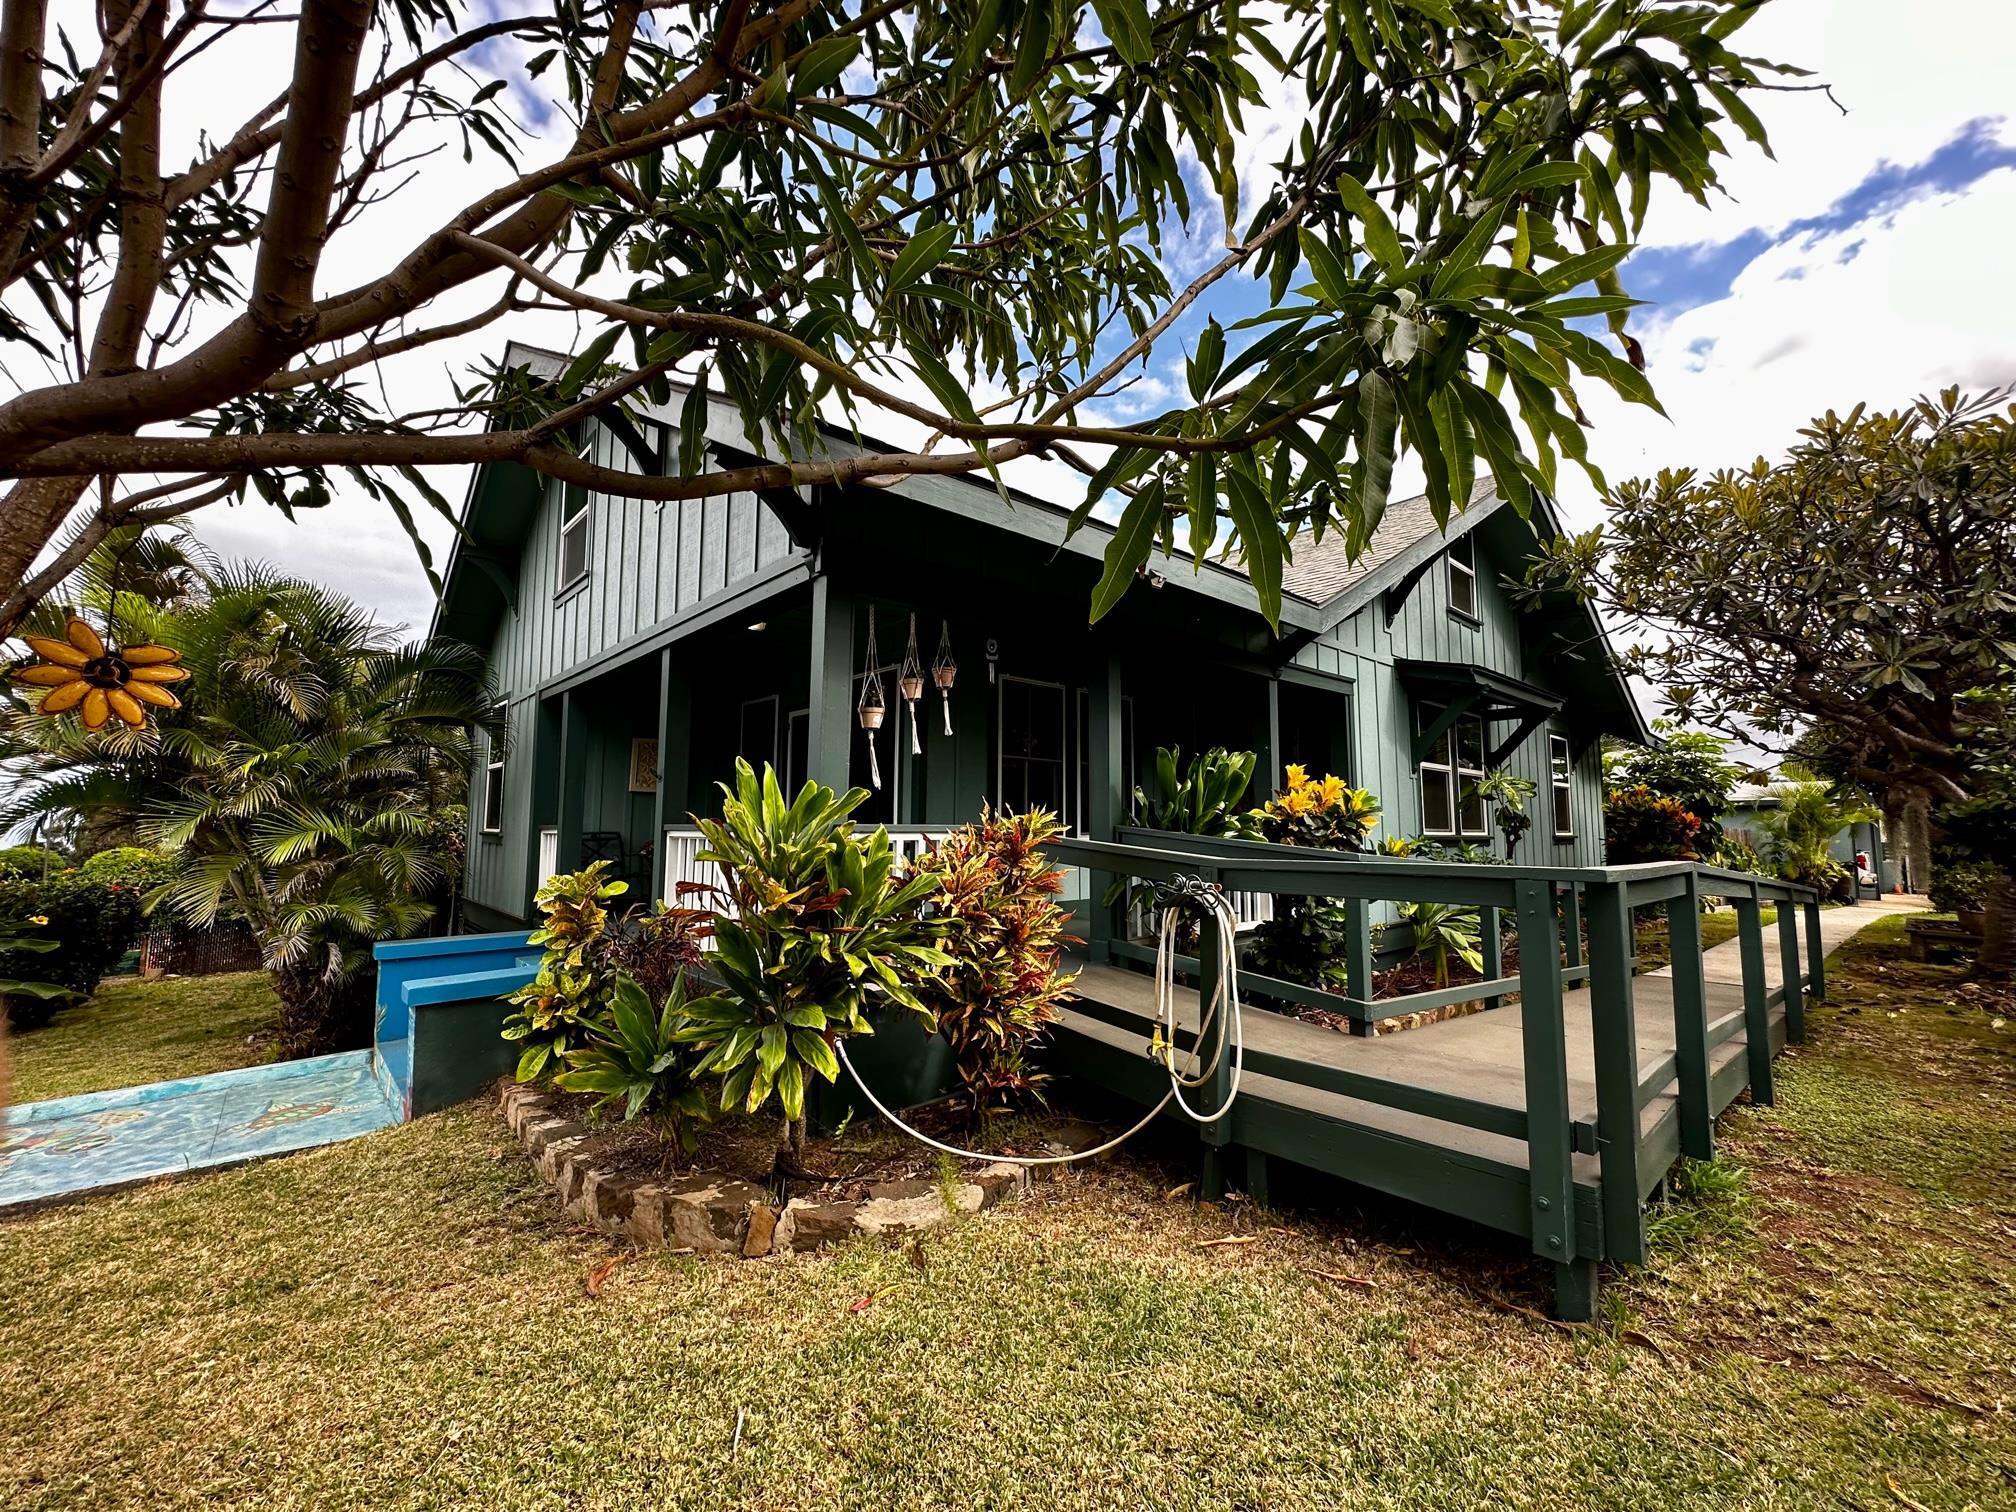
left=746, top=620, right=767, bottom=632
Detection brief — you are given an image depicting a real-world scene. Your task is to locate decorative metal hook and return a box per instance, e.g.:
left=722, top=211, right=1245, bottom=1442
left=1150, top=872, right=1223, bottom=915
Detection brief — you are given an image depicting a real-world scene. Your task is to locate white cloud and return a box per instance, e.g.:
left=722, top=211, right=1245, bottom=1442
left=1562, top=165, right=2016, bottom=524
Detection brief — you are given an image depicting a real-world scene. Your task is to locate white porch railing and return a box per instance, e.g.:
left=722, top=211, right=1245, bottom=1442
left=1129, top=887, right=1274, bottom=939
left=536, top=826, right=558, bottom=883
left=661, top=825, right=953, bottom=903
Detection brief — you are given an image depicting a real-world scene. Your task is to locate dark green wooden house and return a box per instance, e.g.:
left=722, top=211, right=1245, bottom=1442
left=437, top=344, right=1649, bottom=932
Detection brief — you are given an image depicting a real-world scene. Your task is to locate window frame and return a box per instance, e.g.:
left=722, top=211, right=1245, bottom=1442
left=480, top=702, right=507, bottom=837
left=996, top=675, right=1070, bottom=823
left=1549, top=731, right=1575, bottom=839
left=555, top=482, right=591, bottom=595
left=1446, top=531, right=1479, bottom=622
left=1418, top=701, right=1490, bottom=840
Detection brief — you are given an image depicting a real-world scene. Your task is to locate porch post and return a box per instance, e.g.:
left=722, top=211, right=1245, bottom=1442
left=1735, top=889, right=1774, bottom=1106
left=1085, top=652, right=1124, bottom=961
left=1585, top=880, right=1645, bottom=1266
left=651, top=647, right=693, bottom=889
left=1776, top=900, right=1805, bottom=1042
left=1256, top=674, right=1282, bottom=796
left=1514, top=880, right=1590, bottom=1319
left=554, top=689, right=587, bottom=874
left=521, top=696, right=557, bottom=914
left=1804, top=896, right=1826, bottom=1001
left=806, top=571, right=854, bottom=791
left=1667, top=871, right=1714, bottom=1160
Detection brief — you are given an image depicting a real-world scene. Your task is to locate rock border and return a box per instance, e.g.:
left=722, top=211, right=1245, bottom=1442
left=499, top=1082, right=1035, bottom=1255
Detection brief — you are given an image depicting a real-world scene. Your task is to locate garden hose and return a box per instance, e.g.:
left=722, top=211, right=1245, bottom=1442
left=836, top=882, right=1246, bottom=1167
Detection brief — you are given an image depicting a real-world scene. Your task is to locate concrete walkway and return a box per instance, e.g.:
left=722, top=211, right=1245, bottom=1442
left=0, top=1050, right=402, bottom=1211
left=1657, top=893, right=1928, bottom=989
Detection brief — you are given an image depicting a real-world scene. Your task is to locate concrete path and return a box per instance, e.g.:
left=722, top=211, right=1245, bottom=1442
left=1658, top=893, right=1928, bottom=988
left=0, top=1050, right=402, bottom=1211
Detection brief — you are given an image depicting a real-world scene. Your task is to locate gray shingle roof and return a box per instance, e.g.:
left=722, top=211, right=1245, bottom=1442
left=1272, top=477, right=1499, bottom=605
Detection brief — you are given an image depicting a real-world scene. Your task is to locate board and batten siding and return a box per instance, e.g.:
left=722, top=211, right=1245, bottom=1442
left=460, top=422, right=808, bottom=921
left=1291, top=529, right=1607, bottom=869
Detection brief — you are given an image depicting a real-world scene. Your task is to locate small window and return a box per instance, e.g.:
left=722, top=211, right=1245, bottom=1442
left=557, top=484, right=590, bottom=590
left=1550, top=733, right=1575, bottom=838
left=1418, top=702, right=1488, bottom=838
left=481, top=704, right=507, bottom=835
left=1447, top=532, right=1478, bottom=620
left=998, top=676, right=1068, bottom=816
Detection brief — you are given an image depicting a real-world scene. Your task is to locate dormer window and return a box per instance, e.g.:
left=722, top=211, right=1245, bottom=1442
left=557, top=483, right=590, bottom=591
left=1447, top=531, right=1478, bottom=620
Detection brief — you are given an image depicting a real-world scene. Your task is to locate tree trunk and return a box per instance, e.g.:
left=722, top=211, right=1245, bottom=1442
left=1978, top=866, right=2016, bottom=981
left=270, top=965, right=373, bottom=1058
left=1883, top=786, right=1932, bottom=893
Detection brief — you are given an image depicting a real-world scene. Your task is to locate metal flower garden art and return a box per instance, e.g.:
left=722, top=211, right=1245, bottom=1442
left=11, top=616, right=188, bottom=730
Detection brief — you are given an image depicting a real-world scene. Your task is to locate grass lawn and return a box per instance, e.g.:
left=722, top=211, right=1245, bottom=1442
left=7, top=972, right=279, bottom=1104
left=2, top=917, right=2011, bottom=1508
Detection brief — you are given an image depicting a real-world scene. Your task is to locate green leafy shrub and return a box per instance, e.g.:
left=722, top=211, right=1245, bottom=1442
left=911, top=807, right=1079, bottom=1125
left=599, top=897, right=711, bottom=1009
left=555, top=972, right=714, bottom=1164
left=77, top=846, right=174, bottom=892
left=683, top=761, right=950, bottom=1160
left=1604, top=785, right=1703, bottom=862
left=1711, top=833, right=1766, bottom=876
left=1929, top=853, right=1998, bottom=916
left=0, top=871, right=145, bottom=1028
left=501, top=861, right=627, bottom=1082
left=0, top=845, right=66, bottom=877
left=0, top=915, right=76, bottom=1020
left=1396, top=901, right=1485, bottom=986
left=1606, top=725, right=1745, bottom=846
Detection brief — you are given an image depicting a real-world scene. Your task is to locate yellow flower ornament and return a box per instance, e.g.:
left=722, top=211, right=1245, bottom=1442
left=13, top=616, right=188, bottom=730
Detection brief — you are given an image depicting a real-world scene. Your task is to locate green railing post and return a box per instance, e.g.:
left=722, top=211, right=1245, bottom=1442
left=1480, top=905, right=1504, bottom=1007
left=1776, top=898, right=1805, bottom=1043
left=1514, top=880, right=1592, bottom=1318
left=1344, top=900, right=1375, bottom=1037
left=1197, top=867, right=1234, bottom=1200
left=1803, top=895, right=1826, bottom=1001
left=1734, top=888, right=1774, bottom=1106
left=1586, top=878, right=1645, bottom=1266
left=1667, top=871, right=1713, bottom=1161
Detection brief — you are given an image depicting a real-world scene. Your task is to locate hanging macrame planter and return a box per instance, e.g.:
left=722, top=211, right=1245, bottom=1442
left=931, top=621, right=958, bottom=736
left=12, top=615, right=188, bottom=731
left=858, top=605, right=886, bottom=790
left=898, top=613, right=925, bottom=756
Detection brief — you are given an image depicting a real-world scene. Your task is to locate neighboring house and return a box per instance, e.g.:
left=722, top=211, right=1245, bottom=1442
left=437, top=344, right=1650, bottom=931
left=1722, top=783, right=1890, bottom=896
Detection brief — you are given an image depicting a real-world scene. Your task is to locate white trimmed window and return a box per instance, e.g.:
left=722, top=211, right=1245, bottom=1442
left=1550, top=732, right=1575, bottom=838
left=481, top=704, right=507, bottom=835
left=1419, top=703, right=1489, bottom=838
left=557, top=484, right=590, bottom=589
left=1447, top=531, right=1478, bottom=619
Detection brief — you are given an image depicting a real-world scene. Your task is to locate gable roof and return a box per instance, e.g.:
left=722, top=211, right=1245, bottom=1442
left=1277, top=478, right=1499, bottom=605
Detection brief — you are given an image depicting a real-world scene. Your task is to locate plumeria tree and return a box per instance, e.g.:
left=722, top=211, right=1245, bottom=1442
left=1534, top=389, right=2016, bottom=974
left=0, top=1, right=1803, bottom=634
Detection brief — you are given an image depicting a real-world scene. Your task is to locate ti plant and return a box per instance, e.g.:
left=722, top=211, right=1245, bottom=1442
left=501, top=861, right=628, bottom=1083
left=685, top=761, right=951, bottom=1162
left=555, top=971, right=715, bottom=1166
left=911, top=807, right=1080, bottom=1128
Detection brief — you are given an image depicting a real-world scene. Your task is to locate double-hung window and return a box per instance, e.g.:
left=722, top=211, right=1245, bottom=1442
left=556, top=483, right=590, bottom=591
left=1549, top=732, right=1575, bottom=838
left=1447, top=532, right=1478, bottom=620
left=1418, top=703, right=1488, bottom=838
left=481, top=703, right=507, bottom=835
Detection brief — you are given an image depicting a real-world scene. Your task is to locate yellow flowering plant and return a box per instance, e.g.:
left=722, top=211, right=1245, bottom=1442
left=1237, top=764, right=1382, bottom=851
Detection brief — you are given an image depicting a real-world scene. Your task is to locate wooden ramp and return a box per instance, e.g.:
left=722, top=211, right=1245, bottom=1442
left=1055, top=959, right=1785, bottom=1278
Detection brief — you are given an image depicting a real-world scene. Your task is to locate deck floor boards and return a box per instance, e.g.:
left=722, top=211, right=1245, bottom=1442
left=1057, top=958, right=1776, bottom=1184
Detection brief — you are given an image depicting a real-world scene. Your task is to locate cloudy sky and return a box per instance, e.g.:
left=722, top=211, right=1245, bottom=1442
left=160, top=2, right=2016, bottom=635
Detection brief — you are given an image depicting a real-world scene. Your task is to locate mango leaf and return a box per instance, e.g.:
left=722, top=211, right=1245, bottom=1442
left=1089, top=477, right=1165, bottom=623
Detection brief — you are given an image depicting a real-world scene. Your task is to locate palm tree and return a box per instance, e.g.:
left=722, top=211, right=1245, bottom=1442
left=1760, top=782, right=1876, bottom=898
left=4, top=565, right=496, bottom=1055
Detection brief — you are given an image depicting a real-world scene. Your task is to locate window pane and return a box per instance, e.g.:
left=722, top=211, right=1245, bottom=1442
left=1455, top=714, right=1485, bottom=771
left=1460, top=782, right=1487, bottom=835
left=1550, top=736, right=1571, bottom=786
left=1419, top=704, right=1451, bottom=768
left=1554, top=780, right=1574, bottom=836
left=483, top=763, right=504, bottom=830
left=560, top=516, right=587, bottom=583
left=1422, top=767, right=1454, bottom=834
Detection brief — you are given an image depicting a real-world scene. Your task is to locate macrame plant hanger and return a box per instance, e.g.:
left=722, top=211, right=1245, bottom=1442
left=857, top=605, right=885, bottom=790
left=898, top=613, right=925, bottom=755
left=931, top=621, right=958, bottom=736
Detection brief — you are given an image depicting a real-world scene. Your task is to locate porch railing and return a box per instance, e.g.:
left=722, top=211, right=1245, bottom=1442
left=1043, top=832, right=1823, bottom=1283
left=536, top=826, right=558, bottom=883
left=660, top=824, right=953, bottom=915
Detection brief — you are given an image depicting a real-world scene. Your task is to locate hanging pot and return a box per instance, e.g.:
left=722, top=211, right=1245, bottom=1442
left=859, top=704, right=886, bottom=731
